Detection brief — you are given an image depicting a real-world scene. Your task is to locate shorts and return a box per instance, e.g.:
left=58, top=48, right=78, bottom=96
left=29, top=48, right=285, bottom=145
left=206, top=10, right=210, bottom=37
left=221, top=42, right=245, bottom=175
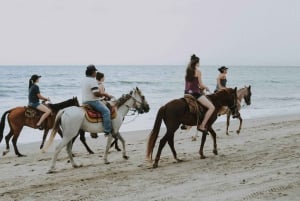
left=28, top=102, right=41, bottom=108
left=185, top=92, right=202, bottom=99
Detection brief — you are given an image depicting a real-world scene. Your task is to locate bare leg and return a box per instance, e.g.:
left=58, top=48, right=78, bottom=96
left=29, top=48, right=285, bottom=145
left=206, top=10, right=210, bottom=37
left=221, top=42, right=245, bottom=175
left=36, top=104, right=51, bottom=127
left=197, top=96, right=215, bottom=131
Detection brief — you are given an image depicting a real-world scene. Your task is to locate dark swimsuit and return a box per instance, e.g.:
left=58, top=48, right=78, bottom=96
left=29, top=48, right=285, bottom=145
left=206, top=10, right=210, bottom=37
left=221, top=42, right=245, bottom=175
left=215, top=78, right=227, bottom=92
left=185, top=77, right=202, bottom=99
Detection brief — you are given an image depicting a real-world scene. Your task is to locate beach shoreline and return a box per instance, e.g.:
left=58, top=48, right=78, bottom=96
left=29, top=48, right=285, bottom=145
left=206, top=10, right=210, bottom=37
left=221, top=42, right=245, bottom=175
left=0, top=113, right=299, bottom=201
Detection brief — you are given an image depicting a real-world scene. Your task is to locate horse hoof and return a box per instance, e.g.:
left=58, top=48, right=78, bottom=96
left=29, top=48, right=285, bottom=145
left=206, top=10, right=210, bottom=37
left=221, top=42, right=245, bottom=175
left=200, top=155, right=206, bottom=159
left=191, top=136, right=197, bottom=141
left=47, top=169, right=55, bottom=174
left=236, top=130, right=240, bottom=134
left=2, top=150, right=9, bottom=156
left=153, top=163, right=158, bottom=168
left=18, top=154, right=26, bottom=157
left=104, top=161, right=110, bottom=165
left=116, top=148, right=122, bottom=152
left=123, top=155, right=129, bottom=160
left=213, top=150, right=218, bottom=155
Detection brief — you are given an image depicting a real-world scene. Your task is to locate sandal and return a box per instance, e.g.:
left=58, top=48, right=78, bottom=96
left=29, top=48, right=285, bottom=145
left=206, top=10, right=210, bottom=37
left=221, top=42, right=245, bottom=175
left=197, top=127, right=207, bottom=133
left=36, top=125, right=43, bottom=130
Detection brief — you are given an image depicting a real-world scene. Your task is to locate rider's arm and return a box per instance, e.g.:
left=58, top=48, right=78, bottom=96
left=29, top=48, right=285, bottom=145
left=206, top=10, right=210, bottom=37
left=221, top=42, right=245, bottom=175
left=196, top=70, right=210, bottom=92
left=37, top=93, right=49, bottom=101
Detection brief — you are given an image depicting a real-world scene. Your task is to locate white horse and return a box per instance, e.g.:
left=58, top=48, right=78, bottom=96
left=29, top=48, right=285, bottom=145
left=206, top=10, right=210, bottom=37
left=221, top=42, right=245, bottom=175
left=42, top=87, right=149, bottom=173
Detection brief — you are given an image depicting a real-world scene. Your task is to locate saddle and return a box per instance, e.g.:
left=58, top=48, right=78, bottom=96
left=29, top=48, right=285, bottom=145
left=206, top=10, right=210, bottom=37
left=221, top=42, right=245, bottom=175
left=83, top=103, right=117, bottom=123
left=183, top=94, right=205, bottom=120
left=24, top=106, right=43, bottom=119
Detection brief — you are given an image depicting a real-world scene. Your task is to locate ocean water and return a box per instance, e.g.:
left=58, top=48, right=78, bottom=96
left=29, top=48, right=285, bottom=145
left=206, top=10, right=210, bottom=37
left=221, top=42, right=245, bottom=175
left=0, top=65, right=300, bottom=144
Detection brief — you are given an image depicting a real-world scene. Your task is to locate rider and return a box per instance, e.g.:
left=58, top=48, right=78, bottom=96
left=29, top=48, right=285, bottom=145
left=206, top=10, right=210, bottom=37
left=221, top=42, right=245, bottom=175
left=96, top=72, right=114, bottom=101
left=215, top=66, right=228, bottom=92
left=28, top=74, right=51, bottom=130
left=184, top=54, right=215, bottom=132
left=81, top=65, right=112, bottom=136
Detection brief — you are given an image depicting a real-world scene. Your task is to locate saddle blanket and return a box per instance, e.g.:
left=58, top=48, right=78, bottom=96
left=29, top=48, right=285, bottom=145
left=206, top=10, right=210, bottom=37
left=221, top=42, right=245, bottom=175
left=83, top=104, right=117, bottom=123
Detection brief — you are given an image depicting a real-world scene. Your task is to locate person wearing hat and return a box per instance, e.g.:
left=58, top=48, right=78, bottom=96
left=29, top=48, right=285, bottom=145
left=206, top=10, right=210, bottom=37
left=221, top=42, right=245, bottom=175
left=215, top=66, right=228, bottom=92
left=28, top=74, right=51, bottom=130
left=81, top=64, right=112, bottom=136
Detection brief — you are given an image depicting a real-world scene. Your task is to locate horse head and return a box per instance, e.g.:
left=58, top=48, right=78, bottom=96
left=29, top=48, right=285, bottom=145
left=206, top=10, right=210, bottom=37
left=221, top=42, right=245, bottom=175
left=244, top=85, right=252, bottom=105
left=130, top=87, right=150, bottom=114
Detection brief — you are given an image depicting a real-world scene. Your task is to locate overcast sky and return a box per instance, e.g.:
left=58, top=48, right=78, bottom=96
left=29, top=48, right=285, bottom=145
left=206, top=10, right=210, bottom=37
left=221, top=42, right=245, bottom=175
left=0, top=0, right=299, bottom=66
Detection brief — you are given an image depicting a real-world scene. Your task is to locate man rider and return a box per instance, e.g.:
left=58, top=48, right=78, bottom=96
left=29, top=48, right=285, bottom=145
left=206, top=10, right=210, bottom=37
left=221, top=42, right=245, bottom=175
left=81, top=65, right=112, bottom=136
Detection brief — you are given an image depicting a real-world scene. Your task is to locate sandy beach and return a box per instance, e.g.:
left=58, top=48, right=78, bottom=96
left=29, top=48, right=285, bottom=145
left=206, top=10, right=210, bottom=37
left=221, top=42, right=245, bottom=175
left=0, top=114, right=299, bottom=201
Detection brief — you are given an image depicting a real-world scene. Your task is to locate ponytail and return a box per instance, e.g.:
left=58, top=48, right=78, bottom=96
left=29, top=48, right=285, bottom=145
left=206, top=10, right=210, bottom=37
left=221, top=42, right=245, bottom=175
left=28, top=79, right=34, bottom=89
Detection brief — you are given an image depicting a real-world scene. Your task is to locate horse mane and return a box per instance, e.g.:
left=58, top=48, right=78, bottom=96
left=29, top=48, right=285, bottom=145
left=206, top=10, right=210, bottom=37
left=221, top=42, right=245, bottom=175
left=115, top=92, right=132, bottom=108
left=48, top=97, right=77, bottom=112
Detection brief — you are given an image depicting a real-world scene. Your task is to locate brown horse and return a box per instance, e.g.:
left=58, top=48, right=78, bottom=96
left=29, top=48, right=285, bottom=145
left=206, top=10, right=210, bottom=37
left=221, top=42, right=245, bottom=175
left=220, top=86, right=251, bottom=135
left=0, top=97, right=79, bottom=157
left=188, top=85, right=252, bottom=139
left=146, top=88, right=239, bottom=168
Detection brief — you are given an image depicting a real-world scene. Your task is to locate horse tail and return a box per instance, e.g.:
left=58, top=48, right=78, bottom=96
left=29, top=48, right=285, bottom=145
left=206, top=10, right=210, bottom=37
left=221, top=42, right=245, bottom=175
left=0, top=110, right=11, bottom=143
left=41, top=110, right=64, bottom=153
left=146, top=105, right=165, bottom=161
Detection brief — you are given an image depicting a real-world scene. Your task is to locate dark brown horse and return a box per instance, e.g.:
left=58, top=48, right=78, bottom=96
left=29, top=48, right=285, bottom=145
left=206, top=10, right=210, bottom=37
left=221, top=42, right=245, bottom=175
left=0, top=97, right=79, bottom=157
left=146, top=88, right=239, bottom=168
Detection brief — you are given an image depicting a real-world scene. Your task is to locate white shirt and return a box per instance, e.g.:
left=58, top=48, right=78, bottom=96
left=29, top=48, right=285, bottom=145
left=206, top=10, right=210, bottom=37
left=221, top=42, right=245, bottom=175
left=81, top=76, right=99, bottom=102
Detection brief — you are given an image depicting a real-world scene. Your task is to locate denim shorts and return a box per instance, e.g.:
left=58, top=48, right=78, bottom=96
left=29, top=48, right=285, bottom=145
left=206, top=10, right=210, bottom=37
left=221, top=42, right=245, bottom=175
left=28, top=102, right=41, bottom=108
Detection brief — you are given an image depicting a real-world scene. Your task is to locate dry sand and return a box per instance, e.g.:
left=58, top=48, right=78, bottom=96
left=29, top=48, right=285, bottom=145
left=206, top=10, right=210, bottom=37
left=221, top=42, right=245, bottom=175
left=0, top=114, right=299, bottom=201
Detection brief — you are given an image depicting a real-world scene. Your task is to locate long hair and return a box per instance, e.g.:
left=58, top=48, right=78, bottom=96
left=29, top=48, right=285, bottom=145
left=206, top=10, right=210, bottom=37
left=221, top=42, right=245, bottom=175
left=185, top=54, right=200, bottom=81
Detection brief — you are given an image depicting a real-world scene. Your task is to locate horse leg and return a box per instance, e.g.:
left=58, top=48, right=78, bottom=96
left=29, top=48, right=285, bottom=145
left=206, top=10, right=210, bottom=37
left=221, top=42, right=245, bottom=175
left=226, top=113, right=231, bottom=135
left=3, top=131, right=13, bottom=156
left=66, top=141, right=80, bottom=168
left=236, top=116, right=243, bottom=134
left=167, top=132, right=182, bottom=163
left=78, top=130, right=94, bottom=154
left=103, top=134, right=114, bottom=164
left=114, top=132, right=128, bottom=159
left=48, top=137, right=71, bottom=173
left=208, top=127, right=218, bottom=155
left=153, top=132, right=170, bottom=168
left=199, top=131, right=208, bottom=159
left=40, top=129, right=49, bottom=149
left=11, top=128, right=24, bottom=157
left=110, top=137, right=121, bottom=151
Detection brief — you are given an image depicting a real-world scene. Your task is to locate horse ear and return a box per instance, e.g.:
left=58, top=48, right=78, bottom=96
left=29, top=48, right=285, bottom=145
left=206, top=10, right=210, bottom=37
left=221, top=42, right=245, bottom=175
left=249, top=85, right=251, bottom=89
left=136, top=86, right=140, bottom=91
